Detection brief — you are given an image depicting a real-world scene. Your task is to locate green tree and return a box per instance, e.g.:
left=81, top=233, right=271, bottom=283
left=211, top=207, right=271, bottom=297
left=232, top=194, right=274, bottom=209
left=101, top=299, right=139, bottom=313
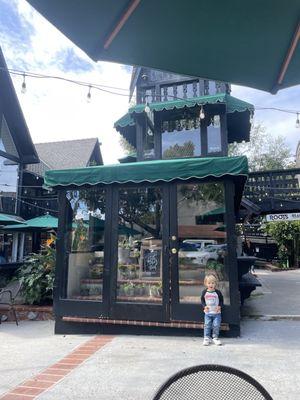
left=163, top=141, right=195, bottom=159
left=262, top=221, right=300, bottom=268
left=229, top=124, right=294, bottom=171
left=119, top=135, right=136, bottom=155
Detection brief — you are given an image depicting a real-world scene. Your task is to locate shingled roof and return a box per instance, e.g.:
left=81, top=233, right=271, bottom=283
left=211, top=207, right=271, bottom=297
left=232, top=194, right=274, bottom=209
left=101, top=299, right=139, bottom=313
left=26, top=138, right=102, bottom=176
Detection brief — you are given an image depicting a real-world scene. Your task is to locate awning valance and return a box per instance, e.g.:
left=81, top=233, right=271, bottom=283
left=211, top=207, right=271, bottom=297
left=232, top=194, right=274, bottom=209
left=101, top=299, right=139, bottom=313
left=44, top=156, right=248, bottom=188
left=114, top=94, right=254, bottom=129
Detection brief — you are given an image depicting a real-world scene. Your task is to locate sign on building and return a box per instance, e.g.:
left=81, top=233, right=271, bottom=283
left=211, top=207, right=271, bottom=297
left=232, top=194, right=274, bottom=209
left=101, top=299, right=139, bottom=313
left=266, top=213, right=300, bottom=222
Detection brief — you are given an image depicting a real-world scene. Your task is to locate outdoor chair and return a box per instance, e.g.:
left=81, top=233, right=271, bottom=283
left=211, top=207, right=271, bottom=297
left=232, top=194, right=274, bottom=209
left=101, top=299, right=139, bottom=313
left=152, top=364, right=273, bottom=400
left=0, top=280, right=22, bottom=326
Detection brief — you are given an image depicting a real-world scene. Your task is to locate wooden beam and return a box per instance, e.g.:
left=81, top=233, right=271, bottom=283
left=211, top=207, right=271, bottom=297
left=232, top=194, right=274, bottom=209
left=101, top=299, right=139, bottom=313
left=104, top=0, right=141, bottom=50
left=275, top=21, right=300, bottom=88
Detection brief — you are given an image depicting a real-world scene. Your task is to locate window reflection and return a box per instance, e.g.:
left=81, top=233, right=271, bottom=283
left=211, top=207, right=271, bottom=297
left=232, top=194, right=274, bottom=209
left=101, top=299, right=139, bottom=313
left=177, top=183, right=229, bottom=304
left=117, top=187, right=163, bottom=303
left=65, top=189, right=106, bottom=301
left=207, top=116, right=222, bottom=153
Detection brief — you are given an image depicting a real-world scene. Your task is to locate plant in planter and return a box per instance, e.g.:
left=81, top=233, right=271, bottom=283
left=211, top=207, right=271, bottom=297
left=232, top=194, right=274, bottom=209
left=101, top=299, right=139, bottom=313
left=123, top=282, right=135, bottom=297
left=118, top=264, right=129, bottom=279
left=17, top=244, right=56, bottom=305
left=89, top=264, right=103, bottom=279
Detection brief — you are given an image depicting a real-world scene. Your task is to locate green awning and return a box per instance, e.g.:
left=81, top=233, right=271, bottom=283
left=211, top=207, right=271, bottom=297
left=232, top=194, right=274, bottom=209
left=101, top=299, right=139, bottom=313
left=0, top=213, right=25, bottom=226
left=5, top=214, right=58, bottom=231
left=114, top=94, right=254, bottom=145
left=115, top=94, right=253, bottom=129
left=44, top=156, right=248, bottom=188
left=26, top=1, right=300, bottom=93
left=203, top=207, right=225, bottom=216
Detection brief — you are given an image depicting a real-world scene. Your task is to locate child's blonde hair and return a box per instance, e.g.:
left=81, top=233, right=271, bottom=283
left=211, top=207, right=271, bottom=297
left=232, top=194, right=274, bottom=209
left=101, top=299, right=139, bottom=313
left=204, top=274, right=218, bottom=286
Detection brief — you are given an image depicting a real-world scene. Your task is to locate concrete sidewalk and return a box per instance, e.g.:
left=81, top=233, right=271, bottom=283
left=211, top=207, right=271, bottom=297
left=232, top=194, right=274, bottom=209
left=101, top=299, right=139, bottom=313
left=242, top=269, right=300, bottom=318
left=1, top=269, right=300, bottom=400
left=1, top=319, right=300, bottom=400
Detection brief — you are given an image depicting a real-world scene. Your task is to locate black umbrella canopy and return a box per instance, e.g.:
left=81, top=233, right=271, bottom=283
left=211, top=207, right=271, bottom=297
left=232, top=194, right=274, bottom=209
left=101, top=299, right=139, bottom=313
left=27, top=0, right=300, bottom=93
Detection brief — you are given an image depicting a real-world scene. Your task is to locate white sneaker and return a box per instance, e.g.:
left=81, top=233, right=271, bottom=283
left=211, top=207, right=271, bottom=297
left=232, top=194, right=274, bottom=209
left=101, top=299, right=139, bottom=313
left=203, top=337, right=210, bottom=346
left=212, top=337, right=222, bottom=346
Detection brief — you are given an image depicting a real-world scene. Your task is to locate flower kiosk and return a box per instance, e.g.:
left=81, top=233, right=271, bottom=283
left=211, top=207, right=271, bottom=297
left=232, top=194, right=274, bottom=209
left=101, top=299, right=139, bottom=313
left=45, top=156, right=248, bottom=336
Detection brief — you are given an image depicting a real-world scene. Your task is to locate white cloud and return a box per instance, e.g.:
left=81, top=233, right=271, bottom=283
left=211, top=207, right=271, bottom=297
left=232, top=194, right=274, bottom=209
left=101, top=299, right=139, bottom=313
left=0, top=0, right=300, bottom=166
left=0, top=0, right=131, bottom=164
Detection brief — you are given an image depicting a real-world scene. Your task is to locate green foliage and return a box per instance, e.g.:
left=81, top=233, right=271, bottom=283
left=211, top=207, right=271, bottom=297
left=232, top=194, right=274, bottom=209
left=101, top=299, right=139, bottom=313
left=228, top=124, right=294, bottom=171
left=262, top=221, right=300, bottom=268
left=17, top=246, right=56, bottom=304
left=180, top=182, right=224, bottom=206
left=119, top=135, right=136, bottom=155
left=163, top=141, right=195, bottom=159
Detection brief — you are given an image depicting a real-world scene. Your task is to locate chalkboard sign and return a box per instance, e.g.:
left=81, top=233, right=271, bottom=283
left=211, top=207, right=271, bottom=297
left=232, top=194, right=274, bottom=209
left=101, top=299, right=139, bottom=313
left=143, top=249, right=161, bottom=277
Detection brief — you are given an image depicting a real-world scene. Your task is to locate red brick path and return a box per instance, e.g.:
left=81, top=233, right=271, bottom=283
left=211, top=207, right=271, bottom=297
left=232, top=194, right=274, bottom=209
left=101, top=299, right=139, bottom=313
left=0, top=335, right=114, bottom=399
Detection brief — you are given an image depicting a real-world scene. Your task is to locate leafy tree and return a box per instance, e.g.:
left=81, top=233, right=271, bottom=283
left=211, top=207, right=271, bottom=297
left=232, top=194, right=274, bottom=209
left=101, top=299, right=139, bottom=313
left=163, top=141, right=195, bottom=159
left=119, top=135, right=136, bottom=155
left=229, top=124, right=294, bottom=171
left=262, top=221, right=300, bottom=268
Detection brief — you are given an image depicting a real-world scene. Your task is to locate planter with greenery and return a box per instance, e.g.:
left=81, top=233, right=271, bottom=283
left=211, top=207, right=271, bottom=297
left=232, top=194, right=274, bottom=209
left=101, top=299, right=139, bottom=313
left=17, top=245, right=55, bottom=305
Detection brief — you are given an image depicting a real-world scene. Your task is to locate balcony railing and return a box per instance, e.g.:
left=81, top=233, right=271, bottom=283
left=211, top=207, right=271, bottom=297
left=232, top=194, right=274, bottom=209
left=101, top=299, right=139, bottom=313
left=244, top=168, right=300, bottom=213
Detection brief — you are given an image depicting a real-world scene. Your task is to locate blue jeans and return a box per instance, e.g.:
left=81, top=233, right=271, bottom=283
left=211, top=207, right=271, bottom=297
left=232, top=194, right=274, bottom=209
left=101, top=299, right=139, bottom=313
left=204, top=313, right=221, bottom=339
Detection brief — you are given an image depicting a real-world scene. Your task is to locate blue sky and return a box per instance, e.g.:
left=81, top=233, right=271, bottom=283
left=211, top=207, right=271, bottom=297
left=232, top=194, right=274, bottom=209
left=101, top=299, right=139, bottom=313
left=0, top=0, right=299, bottom=163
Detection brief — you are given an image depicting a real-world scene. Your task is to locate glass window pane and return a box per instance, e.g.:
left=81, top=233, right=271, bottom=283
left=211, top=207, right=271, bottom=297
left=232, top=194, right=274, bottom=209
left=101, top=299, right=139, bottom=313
left=207, top=118, right=222, bottom=153
left=162, top=120, right=201, bottom=159
left=117, top=186, right=163, bottom=304
left=176, top=183, right=229, bottom=305
left=0, top=155, right=18, bottom=214
left=65, top=188, right=106, bottom=301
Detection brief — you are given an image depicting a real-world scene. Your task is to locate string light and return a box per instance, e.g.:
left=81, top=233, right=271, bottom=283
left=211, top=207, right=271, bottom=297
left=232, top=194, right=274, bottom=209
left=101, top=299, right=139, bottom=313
left=87, top=85, right=92, bottom=103
left=296, top=113, right=300, bottom=128
left=0, top=64, right=299, bottom=124
left=21, top=73, right=26, bottom=94
left=199, top=105, right=205, bottom=119
left=213, top=115, right=220, bottom=127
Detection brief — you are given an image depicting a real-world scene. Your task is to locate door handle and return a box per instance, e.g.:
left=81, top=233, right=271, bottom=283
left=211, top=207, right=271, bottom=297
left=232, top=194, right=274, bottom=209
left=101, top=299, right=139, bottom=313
left=171, top=248, right=177, bottom=254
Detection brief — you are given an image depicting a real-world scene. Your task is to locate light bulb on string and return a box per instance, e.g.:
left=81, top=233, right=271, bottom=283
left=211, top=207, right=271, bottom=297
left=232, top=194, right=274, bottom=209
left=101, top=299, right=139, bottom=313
left=87, top=86, right=92, bottom=103
left=144, top=102, right=151, bottom=114
left=213, top=115, right=220, bottom=128
left=21, top=74, right=26, bottom=94
left=199, top=105, right=205, bottom=119
left=296, top=113, right=300, bottom=128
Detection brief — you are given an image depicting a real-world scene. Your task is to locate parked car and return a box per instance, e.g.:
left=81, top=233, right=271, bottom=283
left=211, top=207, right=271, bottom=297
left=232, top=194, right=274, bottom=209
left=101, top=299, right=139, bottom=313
left=179, top=241, right=218, bottom=264
left=183, top=239, right=216, bottom=251
left=197, top=244, right=227, bottom=266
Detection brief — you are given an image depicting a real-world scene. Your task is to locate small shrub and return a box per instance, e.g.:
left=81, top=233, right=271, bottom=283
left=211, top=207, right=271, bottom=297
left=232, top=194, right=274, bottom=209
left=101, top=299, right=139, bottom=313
left=17, top=245, right=55, bottom=305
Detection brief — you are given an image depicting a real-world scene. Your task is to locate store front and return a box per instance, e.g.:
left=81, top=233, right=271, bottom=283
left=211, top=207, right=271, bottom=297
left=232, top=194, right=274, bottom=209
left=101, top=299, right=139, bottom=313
left=46, top=156, right=247, bottom=336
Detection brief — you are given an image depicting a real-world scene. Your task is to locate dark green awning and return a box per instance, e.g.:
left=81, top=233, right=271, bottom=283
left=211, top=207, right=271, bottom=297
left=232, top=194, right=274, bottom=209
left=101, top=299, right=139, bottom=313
left=114, top=94, right=254, bottom=145
left=115, top=94, right=254, bottom=129
left=203, top=207, right=225, bottom=216
left=0, top=213, right=25, bottom=226
left=5, top=214, right=58, bottom=231
left=44, top=156, right=248, bottom=188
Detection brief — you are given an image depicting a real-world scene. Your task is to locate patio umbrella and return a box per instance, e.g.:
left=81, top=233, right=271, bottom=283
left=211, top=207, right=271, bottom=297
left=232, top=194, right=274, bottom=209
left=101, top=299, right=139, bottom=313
left=4, top=214, right=58, bottom=231
left=27, top=0, right=300, bottom=93
left=0, top=213, right=25, bottom=226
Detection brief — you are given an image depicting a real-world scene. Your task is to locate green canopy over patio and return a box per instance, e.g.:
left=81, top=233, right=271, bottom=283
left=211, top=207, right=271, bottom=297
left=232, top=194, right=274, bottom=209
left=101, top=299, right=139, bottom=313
left=44, top=156, right=248, bottom=188
left=4, top=214, right=58, bottom=231
left=27, top=0, right=300, bottom=93
left=0, top=213, right=25, bottom=226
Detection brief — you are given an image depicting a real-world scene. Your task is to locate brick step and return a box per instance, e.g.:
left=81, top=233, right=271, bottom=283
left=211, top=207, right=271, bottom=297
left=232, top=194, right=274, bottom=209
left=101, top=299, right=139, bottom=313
left=62, top=316, right=229, bottom=331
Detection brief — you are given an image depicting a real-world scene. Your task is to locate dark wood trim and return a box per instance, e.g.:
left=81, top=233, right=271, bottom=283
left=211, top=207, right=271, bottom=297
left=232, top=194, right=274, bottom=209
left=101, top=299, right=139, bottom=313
left=0, top=149, right=20, bottom=163
left=201, top=119, right=208, bottom=157
left=220, top=113, right=228, bottom=155
left=154, top=113, right=162, bottom=159
left=224, top=179, right=240, bottom=325
left=54, top=189, right=68, bottom=314
left=135, top=115, right=144, bottom=161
